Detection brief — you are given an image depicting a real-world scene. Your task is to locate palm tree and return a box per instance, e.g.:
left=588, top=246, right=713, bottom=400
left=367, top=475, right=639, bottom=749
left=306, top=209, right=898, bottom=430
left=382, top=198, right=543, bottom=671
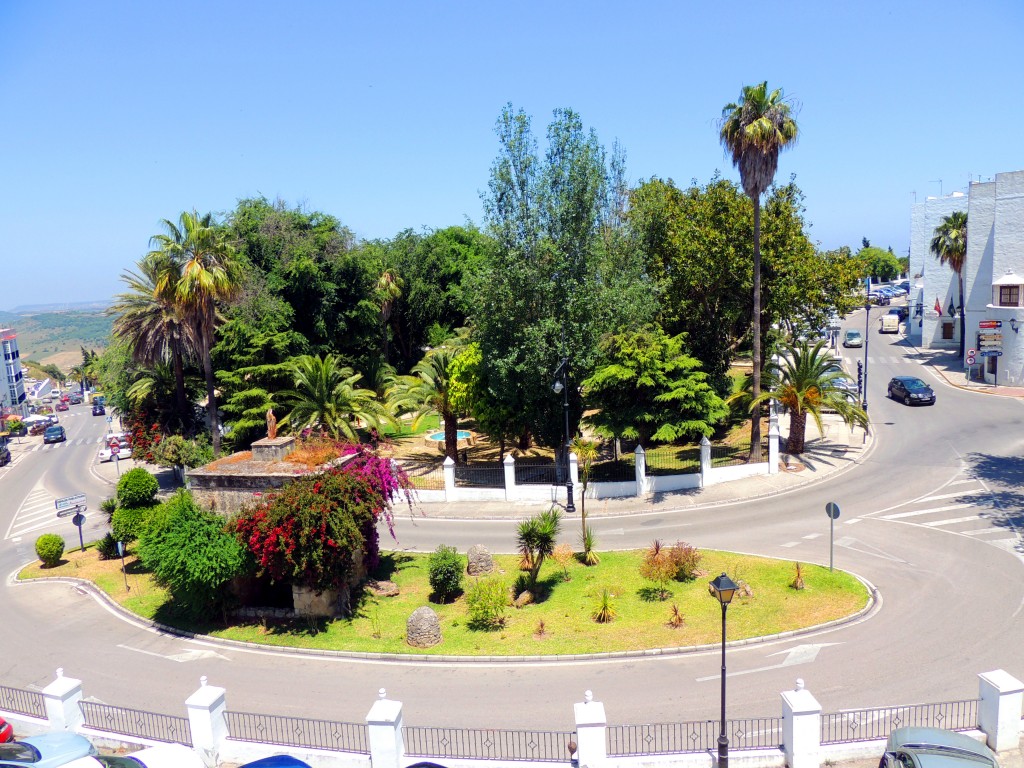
left=569, top=436, right=600, bottom=565
left=109, top=254, right=197, bottom=421
left=391, top=346, right=462, bottom=462
left=149, top=211, right=242, bottom=456
left=516, top=507, right=562, bottom=591
left=750, top=341, right=867, bottom=454
left=720, top=82, right=799, bottom=461
left=375, top=269, right=404, bottom=365
left=280, top=353, right=394, bottom=441
left=930, top=211, right=968, bottom=357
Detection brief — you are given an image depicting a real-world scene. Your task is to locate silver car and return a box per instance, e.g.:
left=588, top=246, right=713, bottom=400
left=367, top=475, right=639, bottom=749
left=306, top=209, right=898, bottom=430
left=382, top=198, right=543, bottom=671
left=880, top=727, right=997, bottom=768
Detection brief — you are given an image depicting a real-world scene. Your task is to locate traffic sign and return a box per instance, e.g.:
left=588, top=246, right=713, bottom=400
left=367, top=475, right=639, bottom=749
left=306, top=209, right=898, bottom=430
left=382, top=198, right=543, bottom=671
left=825, top=502, right=841, bottom=519
left=72, top=512, right=85, bottom=527
left=55, top=493, right=86, bottom=511
left=110, top=440, right=120, bottom=451
left=979, top=320, right=1003, bottom=329
left=980, top=350, right=1003, bottom=357
left=966, top=356, right=976, bottom=365
left=106, top=416, right=113, bottom=423
left=967, top=348, right=977, bottom=357
left=56, top=507, right=78, bottom=519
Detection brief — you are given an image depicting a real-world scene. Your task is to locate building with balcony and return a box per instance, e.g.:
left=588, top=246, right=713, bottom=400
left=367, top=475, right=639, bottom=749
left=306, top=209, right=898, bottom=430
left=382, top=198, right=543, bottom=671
left=1, top=328, right=27, bottom=418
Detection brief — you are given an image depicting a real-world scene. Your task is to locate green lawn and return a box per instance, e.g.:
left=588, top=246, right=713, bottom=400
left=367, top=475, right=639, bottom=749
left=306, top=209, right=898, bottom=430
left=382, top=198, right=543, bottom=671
left=20, top=546, right=868, bottom=656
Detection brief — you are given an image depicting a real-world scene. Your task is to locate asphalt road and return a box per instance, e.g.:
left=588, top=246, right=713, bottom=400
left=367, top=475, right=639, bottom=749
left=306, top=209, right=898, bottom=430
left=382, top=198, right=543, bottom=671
left=2, top=328, right=1023, bottom=732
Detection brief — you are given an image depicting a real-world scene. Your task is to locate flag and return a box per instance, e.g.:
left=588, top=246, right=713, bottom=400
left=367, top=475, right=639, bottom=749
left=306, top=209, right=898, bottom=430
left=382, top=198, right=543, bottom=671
left=948, top=298, right=956, bottom=317
left=934, top=297, right=942, bottom=315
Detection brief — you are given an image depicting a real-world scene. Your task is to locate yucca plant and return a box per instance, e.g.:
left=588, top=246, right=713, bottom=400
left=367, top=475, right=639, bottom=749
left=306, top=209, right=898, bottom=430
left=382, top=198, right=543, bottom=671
left=580, top=525, right=600, bottom=566
left=592, top=588, right=617, bottom=623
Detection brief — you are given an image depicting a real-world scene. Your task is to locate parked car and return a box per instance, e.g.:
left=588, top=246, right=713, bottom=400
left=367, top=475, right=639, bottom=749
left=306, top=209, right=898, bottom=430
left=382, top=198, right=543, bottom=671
left=56, top=402, right=69, bottom=412
left=869, top=292, right=891, bottom=306
left=46, top=414, right=60, bottom=425
left=237, top=757, right=313, bottom=768
left=888, top=306, right=909, bottom=321
left=28, top=422, right=48, bottom=436
left=880, top=727, right=997, bottom=768
left=0, top=732, right=96, bottom=767
left=825, top=364, right=859, bottom=400
left=43, top=426, right=67, bottom=444
left=0, top=445, right=11, bottom=467
left=98, top=433, right=132, bottom=463
left=68, top=393, right=83, bottom=405
left=888, top=376, right=936, bottom=405
left=61, top=743, right=204, bottom=768
left=92, top=404, right=106, bottom=416
left=0, top=715, right=12, bottom=742
left=843, top=329, right=864, bottom=348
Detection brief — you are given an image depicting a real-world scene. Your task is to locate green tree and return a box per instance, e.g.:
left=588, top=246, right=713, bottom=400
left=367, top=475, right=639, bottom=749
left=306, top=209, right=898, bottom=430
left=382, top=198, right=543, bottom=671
left=150, top=211, right=244, bottom=456
left=750, top=340, right=867, bottom=454
left=930, top=211, right=968, bottom=357
left=391, top=346, right=462, bottom=462
left=583, top=327, right=728, bottom=447
left=858, top=246, right=902, bottom=283
left=515, top=507, right=562, bottom=591
left=719, top=81, right=799, bottom=461
left=280, top=353, right=393, bottom=440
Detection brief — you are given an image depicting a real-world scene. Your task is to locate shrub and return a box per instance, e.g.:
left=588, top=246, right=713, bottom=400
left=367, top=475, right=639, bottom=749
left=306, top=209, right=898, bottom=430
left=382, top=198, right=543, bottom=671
left=100, top=496, right=118, bottom=520
left=592, top=588, right=616, bottom=623
left=112, top=506, right=151, bottom=544
left=580, top=526, right=600, bottom=566
left=668, top=603, right=685, bottom=628
left=116, top=468, right=159, bottom=508
left=639, top=540, right=675, bottom=600
left=466, top=576, right=508, bottom=630
left=96, top=533, right=120, bottom=561
left=35, top=534, right=65, bottom=567
left=669, top=541, right=703, bottom=581
left=427, top=545, right=463, bottom=602
left=550, top=543, right=574, bottom=581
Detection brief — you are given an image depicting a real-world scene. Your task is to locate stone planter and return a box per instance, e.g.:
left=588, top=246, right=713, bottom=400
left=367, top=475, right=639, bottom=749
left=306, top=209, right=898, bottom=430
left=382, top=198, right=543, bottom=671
left=292, top=584, right=347, bottom=618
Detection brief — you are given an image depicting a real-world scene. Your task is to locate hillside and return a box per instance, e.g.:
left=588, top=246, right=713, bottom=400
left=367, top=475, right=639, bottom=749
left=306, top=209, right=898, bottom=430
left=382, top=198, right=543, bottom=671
left=0, top=310, right=113, bottom=372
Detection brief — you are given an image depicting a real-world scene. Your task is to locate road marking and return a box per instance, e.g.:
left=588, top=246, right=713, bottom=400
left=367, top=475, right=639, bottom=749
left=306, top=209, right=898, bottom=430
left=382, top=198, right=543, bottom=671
left=802, top=533, right=821, bottom=540
left=4, top=483, right=55, bottom=540
left=835, top=536, right=909, bottom=563
left=947, top=479, right=980, bottom=486
left=695, top=643, right=841, bottom=682
left=779, top=541, right=800, bottom=548
left=916, top=491, right=986, bottom=503
left=961, top=528, right=1008, bottom=536
left=116, top=644, right=231, bottom=663
left=844, top=518, right=862, bottom=525
left=882, top=504, right=972, bottom=520
left=923, top=515, right=985, bottom=527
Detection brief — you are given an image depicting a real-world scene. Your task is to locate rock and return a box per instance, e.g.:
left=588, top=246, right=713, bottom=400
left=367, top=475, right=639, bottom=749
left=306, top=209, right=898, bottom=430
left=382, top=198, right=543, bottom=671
left=513, top=590, right=534, bottom=609
left=407, top=606, right=442, bottom=648
left=366, top=579, right=400, bottom=597
left=467, top=544, right=494, bottom=576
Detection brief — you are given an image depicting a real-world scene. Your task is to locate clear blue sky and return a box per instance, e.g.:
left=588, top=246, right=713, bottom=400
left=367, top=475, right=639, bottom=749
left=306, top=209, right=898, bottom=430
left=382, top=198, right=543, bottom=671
left=2, top=0, right=1022, bottom=309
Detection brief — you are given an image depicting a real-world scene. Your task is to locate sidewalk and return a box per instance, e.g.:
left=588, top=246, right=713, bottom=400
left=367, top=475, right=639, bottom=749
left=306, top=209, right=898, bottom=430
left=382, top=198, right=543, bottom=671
left=906, top=343, right=1024, bottom=397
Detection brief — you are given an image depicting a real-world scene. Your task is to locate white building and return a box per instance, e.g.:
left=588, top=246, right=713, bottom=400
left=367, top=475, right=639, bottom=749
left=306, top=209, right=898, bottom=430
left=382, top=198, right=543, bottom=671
left=910, top=170, right=1024, bottom=386
left=1, top=328, right=28, bottom=417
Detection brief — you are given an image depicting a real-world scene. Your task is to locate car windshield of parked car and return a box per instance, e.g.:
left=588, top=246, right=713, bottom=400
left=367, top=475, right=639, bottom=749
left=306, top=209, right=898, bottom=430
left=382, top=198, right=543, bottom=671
left=93, top=755, right=147, bottom=767
left=0, top=741, right=42, bottom=762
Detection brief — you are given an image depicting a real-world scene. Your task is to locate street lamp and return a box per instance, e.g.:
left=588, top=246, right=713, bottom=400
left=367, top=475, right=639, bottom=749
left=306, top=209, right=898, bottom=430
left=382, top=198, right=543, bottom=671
left=710, top=572, right=739, bottom=768
left=862, top=300, right=871, bottom=417
left=552, top=357, right=576, bottom=515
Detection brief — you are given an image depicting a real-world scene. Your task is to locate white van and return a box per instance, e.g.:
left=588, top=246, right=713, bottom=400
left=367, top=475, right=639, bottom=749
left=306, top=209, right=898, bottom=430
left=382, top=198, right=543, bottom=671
left=879, top=314, right=900, bottom=333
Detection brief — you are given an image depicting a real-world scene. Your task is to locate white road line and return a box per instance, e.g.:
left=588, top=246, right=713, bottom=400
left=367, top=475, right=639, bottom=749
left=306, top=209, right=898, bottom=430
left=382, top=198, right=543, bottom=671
left=946, top=479, right=980, bottom=486
left=916, top=491, right=986, bottom=503
left=802, top=533, right=822, bottom=540
left=923, top=515, right=984, bottom=527
left=844, top=518, right=862, bottom=525
left=882, top=504, right=973, bottom=520
left=961, top=528, right=1007, bottom=537
left=780, top=541, right=800, bottom=548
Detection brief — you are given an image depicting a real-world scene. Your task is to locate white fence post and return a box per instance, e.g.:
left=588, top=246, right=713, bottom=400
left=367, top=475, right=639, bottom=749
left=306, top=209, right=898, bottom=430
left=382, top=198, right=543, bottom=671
left=574, top=690, right=607, bottom=768
left=699, top=436, right=712, bottom=485
left=366, top=688, right=405, bottom=768
left=633, top=446, right=646, bottom=496
left=569, top=451, right=579, bottom=490
left=185, top=676, right=227, bottom=765
left=443, top=456, right=456, bottom=500
left=781, top=678, right=821, bottom=768
left=768, top=419, right=781, bottom=474
left=978, top=669, right=1024, bottom=751
left=42, top=668, right=83, bottom=732
left=503, top=454, right=516, bottom=501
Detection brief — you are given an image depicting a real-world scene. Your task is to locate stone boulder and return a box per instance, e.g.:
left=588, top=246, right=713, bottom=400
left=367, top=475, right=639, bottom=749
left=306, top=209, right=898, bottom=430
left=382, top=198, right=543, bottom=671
left=513, top=590, right=534, bottom=609
left=467, top=544, right=494, bottom=576
left=407, top=606, right=442, bottom=648
left=366, top=579, right=400, bottom=597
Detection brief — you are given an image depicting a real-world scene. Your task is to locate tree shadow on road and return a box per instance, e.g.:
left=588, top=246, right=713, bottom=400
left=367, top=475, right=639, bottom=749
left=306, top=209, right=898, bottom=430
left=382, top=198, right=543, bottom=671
left=962, top=452, right=1024, bottom=553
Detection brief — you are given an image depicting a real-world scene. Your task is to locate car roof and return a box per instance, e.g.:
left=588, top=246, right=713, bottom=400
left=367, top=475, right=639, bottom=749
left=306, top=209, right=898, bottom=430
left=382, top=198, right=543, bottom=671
left=892, top=376, right=927, bottom=384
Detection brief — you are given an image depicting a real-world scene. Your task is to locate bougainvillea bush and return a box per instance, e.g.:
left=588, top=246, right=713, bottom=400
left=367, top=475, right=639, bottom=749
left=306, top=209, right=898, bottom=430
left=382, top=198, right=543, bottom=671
left=231, top=450, right=411, bottom=594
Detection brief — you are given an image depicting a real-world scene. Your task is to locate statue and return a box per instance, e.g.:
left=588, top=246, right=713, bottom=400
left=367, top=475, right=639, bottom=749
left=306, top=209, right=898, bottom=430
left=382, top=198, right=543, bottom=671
left=266, top=408, right=277, bottom=440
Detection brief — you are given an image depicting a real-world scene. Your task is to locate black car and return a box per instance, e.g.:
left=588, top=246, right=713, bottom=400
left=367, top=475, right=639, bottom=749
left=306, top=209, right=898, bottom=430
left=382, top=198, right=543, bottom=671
left=92, top=404, right=105, bottom=416
left=43, top=425, right=66, bottom=444
left=888, top=306, right=909, bottom=321
left=888, top=376, right=936, bottom=405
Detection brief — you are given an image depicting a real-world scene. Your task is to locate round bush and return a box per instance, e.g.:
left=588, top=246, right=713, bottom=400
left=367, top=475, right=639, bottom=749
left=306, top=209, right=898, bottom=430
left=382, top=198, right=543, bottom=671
left=112, top=506, right=151, bottom=544
left=116, top=468, right=159, bottom=508
left=427, top=544, right=464, bottom=602
left=35, top=533, right=65, bottom=567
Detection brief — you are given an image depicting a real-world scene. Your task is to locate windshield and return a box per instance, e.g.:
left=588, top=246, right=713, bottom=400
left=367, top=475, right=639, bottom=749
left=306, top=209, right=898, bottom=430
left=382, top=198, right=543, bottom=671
left=846, top=331, right=861, bottom=339
left=904, top=379, right=929, bottom=391
left=0, top=742, right=42, bottom=763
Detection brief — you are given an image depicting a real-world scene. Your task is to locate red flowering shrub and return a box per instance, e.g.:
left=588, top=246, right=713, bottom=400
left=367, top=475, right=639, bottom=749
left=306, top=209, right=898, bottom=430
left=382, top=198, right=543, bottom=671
left=125, top=410, right=164, bottom=462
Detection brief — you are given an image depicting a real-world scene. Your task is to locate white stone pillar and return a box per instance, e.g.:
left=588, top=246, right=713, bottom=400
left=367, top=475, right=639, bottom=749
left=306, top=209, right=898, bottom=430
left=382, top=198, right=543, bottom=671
left=574, top=690, right=607, bottom=768
left=185, top=676, right=227, bottom=762
left=366, top=688, right=405, bottom=768
left=978, top=669, right=1024, bottom=752
left=442, top=456, right=456, bottom=501
left=503, top=454, right=516, bottom=501
left=768, top=419, right=781, bottom=474
left=781, top=678, right=821, bottom=768
left=633, top=446, right=646, bottom=496
left=569, top=452, right=579, bottom=489
left=42, top=668, right=83, bottom=732
left=700, top=436, right=712, bottom=485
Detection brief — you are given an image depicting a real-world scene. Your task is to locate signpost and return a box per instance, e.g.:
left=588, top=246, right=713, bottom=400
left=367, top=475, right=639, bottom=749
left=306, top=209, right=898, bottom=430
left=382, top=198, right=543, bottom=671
left=55, top=494, right=86, bottom=512
left=55, top=493, right=88, bottom=551
left=825, top=502, right=841, bottom=571
left=979, top=320, right=1002, bottom=329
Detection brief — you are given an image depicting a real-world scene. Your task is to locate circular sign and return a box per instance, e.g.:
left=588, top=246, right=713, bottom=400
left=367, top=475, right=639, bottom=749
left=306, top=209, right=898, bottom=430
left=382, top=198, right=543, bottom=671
left=967, top=348, right=977, bottom=357
left=72, top=513, right=85, bottom=527
left=825, top=502, right=841, bottom=520
left=966, top=356, right=976, bottom=365
left=109, top=440, right=120, bottom=451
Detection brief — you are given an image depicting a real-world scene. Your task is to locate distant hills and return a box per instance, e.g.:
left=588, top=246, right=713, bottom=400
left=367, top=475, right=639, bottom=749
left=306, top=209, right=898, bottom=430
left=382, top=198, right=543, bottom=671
left=0, top=304, right=114, bottom=371
left=5, top=299, right=111, bottom=314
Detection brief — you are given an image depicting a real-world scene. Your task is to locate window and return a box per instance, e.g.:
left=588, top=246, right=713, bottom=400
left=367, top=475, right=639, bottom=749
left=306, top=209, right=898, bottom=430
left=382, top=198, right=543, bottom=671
left=999, top=285, right=1020, bottom=306
left=942, top=322, right=954, bottom=340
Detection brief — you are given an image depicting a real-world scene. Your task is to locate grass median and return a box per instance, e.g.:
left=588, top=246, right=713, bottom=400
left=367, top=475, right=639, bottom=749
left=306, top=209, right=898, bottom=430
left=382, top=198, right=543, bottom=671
left=20, top=546, right=868, bottom=656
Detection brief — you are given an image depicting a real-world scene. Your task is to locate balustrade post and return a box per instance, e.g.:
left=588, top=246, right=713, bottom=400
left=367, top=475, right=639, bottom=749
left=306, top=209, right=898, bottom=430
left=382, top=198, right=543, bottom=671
left=366, top=688, right=405, bottom=768
left=633, top=446, right=646, bottom=496
left=185, top=676, right=227, bottom=765
left=979, top=669, right=1024, bottom=752
left=503, top=454, right=516, bottom=501
left=781, top=678, right=821, bottom=768
left=573, top=690, right=607, bottom=768
left=442, top=456, right=456, bottom=501
left=700, top=436, right=712, bottom=486
left=42, top=668, right=83, bottom=732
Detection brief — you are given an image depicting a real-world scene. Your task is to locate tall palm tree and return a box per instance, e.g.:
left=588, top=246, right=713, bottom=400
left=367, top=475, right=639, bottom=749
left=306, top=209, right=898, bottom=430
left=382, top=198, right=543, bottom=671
left=109, top=254, right=197, bottom=420
left=375, top=269, right=404, bottom=365
left=391, top=346, right=461, bottom=462
left=930, top=211, right=968, bottom=357
left=280, top=353, right=394, bottom=441
left=720, top=82, right=799, bottom=461
left=750, top=341, right=867, bottom=454
left=569, top=436, right=600, bottom=565
left=150, top=211, right=242, bottom=456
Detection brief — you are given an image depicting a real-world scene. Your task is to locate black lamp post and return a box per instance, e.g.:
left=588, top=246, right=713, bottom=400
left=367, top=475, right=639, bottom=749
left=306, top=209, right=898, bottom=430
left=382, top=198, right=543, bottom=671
left=552, top=357, right=576, bottom=515
left=709, top=572, right=739, bottom=768
left=862, top=301, right=871, bottom=416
